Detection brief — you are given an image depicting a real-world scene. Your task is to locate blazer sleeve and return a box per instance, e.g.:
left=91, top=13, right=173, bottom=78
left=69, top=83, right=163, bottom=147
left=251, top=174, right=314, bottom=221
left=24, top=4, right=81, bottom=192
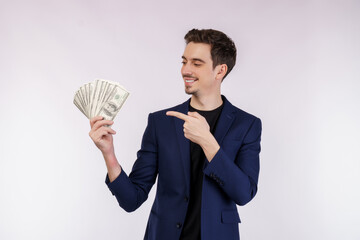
left=203, top=117, right=262, bottom=206
left=105, top=113, right=158, bottom=212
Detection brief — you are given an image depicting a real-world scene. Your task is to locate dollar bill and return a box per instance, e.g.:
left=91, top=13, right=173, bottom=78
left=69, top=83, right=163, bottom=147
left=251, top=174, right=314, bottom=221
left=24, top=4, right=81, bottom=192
left=97, top=85, right=129, bottom=120
left=73, top=79, right=130, bottom=120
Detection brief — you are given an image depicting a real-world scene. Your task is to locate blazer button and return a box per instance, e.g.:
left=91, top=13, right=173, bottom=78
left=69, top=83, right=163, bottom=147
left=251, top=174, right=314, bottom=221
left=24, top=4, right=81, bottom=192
left=176, top=223, right=182, bottom=229
left=184, top=196, right=188, bottom=202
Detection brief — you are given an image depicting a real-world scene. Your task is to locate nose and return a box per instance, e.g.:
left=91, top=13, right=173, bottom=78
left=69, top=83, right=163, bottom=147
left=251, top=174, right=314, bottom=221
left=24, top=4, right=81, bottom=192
left=181, top=62, right=192, bottom=76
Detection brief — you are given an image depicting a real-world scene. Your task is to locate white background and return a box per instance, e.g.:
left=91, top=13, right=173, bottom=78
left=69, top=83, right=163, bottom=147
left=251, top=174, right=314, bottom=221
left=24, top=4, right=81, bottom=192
left=1, top=0, right=359, bottom=239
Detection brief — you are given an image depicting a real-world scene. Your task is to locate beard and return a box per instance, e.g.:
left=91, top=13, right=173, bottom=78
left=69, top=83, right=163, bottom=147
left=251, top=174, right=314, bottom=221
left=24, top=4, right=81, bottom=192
left=185, top=86, right=198, bottom=96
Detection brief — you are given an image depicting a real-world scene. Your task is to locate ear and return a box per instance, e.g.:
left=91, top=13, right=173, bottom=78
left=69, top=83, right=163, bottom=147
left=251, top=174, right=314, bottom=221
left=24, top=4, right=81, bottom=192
left=215, top=64, right=228, bottom=81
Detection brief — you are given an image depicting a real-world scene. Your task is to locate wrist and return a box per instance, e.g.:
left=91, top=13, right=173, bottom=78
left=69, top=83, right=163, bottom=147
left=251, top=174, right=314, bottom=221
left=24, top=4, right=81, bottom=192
left=102, top=147, right=115, bottom=158
left=103, top=151, right=122, bottom=182
left=200, top=133, right=220, bottom=162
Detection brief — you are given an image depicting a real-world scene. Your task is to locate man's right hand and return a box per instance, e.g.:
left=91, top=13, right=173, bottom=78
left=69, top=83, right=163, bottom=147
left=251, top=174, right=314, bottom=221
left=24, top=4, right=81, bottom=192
left=89, top=116, right=116, bottom=155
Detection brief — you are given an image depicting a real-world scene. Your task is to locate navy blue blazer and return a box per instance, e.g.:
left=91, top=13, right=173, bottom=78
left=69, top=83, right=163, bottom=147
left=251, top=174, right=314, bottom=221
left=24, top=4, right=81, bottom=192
left=106, top=96, right=262, bottom=240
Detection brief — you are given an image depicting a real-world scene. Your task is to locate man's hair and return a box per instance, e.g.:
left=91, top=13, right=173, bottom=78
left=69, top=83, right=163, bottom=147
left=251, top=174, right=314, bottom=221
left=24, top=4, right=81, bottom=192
left=184, top=28, right=237, bottom=80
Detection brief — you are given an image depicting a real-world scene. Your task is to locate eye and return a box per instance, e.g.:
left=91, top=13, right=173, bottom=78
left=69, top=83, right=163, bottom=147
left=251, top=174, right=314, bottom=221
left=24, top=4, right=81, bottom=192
left=181, top=61, right=187, bottom=65
left=194, top=63, right=201, bottom=67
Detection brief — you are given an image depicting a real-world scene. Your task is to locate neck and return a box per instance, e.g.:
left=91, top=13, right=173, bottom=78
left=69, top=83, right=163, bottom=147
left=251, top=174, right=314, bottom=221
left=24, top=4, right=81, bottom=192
left=190, top=92, right=223, bottom=111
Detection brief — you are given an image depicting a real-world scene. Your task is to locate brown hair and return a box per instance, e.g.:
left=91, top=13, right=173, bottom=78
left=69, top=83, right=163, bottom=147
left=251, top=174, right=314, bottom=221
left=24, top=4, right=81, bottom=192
left=184, top=29, right=237, bottom=80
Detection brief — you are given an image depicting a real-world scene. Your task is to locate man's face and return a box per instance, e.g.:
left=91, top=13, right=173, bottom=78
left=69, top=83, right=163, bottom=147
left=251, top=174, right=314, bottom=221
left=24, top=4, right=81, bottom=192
left=104, top=103, right=117, bottom=113
left=181, top=42, right=220, bottom=96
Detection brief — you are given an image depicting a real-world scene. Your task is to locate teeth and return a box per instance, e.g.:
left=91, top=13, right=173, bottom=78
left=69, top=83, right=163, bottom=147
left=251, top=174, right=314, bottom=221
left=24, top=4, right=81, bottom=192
left=186, top=80, right=195, bottom=83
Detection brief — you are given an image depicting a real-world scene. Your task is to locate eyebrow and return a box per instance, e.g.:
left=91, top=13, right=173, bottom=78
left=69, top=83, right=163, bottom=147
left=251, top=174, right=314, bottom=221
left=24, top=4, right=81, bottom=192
left=182, top=56, right=206, bottom=63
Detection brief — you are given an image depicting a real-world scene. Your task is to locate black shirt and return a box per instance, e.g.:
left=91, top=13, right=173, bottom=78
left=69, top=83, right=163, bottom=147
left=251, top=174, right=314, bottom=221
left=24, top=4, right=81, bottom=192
left=179, top=102, right=224, bottom=240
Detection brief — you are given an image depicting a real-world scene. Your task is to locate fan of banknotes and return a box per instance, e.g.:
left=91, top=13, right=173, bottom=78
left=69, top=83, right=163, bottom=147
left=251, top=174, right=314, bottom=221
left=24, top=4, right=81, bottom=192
left=73, top=79, right=130, bottom=120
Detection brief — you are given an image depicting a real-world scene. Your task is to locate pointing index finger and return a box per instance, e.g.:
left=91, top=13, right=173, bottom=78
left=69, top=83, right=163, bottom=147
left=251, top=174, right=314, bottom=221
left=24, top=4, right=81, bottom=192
left=166, top=111, right=189, bottom=121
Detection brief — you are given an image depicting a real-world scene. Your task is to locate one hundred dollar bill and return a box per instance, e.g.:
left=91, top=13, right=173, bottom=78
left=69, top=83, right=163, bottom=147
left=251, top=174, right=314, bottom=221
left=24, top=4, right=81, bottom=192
left=74, top=79, right=130, bottom=120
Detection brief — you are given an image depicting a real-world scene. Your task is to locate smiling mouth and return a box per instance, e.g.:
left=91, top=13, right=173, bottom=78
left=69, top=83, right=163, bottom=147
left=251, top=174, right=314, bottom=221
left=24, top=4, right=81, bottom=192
left=184, top=79, right=198, bottom=86
left=183, top=74, right=197, bottom=83
left=185, top=79, right=196, bottom=83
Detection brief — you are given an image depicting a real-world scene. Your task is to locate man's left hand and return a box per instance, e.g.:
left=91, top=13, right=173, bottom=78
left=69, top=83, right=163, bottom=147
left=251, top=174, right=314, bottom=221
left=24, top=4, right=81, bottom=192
left=166, top=111, right=220, bottom=161
left=166, top=111, right=210, bottom=145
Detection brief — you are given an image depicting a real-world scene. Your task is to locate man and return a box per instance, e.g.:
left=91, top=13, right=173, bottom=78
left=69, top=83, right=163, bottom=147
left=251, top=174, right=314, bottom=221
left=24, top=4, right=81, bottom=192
left=89, top=29, right=262, bottom=240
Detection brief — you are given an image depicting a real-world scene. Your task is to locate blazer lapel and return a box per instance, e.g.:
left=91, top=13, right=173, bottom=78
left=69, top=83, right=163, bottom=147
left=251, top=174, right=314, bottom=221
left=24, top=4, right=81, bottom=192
left=214, top=96, right=236, bottom=145
left=173, top=99, right=191, bottom=194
